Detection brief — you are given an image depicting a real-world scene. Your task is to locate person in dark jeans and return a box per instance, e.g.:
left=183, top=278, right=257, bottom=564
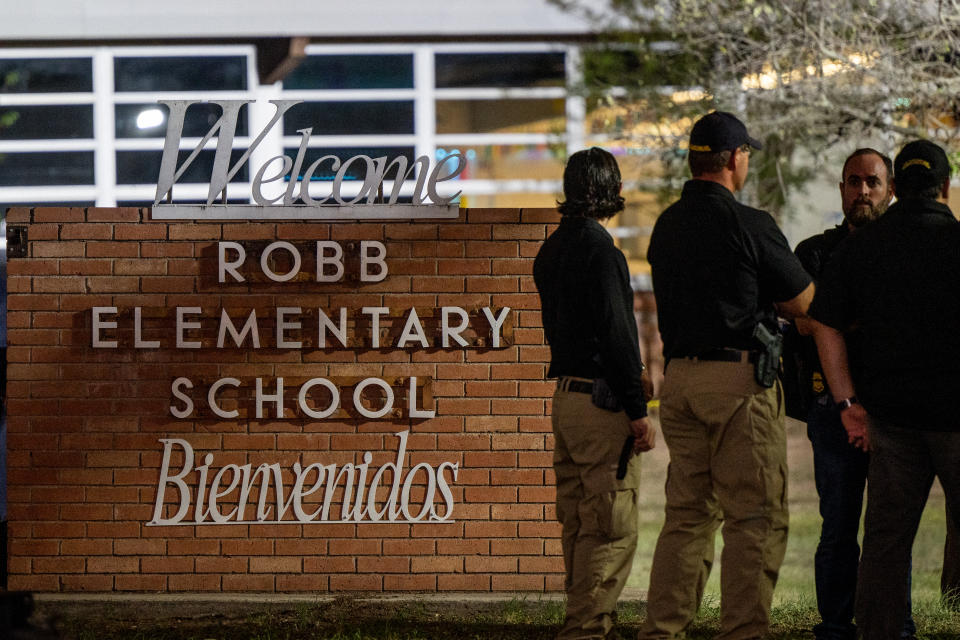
left=795, top=148, right=916, bottom=640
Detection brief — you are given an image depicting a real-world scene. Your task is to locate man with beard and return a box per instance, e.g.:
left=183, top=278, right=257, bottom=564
left=795, top=148, right=914, bottom=639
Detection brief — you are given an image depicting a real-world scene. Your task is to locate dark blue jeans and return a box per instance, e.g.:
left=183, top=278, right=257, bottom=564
left=807, top=399, right=915, bottom=640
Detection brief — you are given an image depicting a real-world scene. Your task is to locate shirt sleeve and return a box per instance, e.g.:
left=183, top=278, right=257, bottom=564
left=794, top=236, right=821, bottom=279
left=589, top=247, right=648, bottom=419
left=755, top=213, right=813, bottom=302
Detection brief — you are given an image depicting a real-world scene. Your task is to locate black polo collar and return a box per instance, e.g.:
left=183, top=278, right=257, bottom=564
left=885, top=197, right=955, bottom=221
left=560, top=214, right=612, bottom=237
left=681, top=179, right=737, bottom=201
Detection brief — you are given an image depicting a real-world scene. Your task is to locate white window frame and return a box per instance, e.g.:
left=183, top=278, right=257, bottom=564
left=0, top=42, right=584, bottom=207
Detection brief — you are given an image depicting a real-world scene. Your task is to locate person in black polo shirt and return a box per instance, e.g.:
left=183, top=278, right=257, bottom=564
left=639, top=112, right=813, bottom=640
left=794, top=148, right=920, bottom=640
left=534, top=147, right=656, bottom=640
left=809, top=139, right=960, bottom=640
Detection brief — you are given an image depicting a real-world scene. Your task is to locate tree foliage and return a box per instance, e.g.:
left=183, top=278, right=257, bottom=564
left=555, top=0, right=960, bottom=214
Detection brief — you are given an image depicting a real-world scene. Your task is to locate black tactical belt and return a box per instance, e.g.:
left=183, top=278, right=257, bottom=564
left=558, top=377, right=593, bottom=394
left=688, top=348, right=759, bottom=363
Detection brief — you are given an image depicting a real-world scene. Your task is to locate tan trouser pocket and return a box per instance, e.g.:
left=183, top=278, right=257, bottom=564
left=578, top=488, right=639, bottom=540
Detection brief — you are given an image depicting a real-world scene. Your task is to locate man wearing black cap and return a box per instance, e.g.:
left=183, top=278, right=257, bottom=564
left=808, top=139, right=960, bottom=640
left=639, top=111, right=814, bottom=640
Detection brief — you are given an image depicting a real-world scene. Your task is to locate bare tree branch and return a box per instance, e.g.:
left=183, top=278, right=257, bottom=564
left=555, top=0, right=960, bottom=213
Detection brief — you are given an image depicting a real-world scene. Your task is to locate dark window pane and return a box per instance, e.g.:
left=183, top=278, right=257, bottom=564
left=0, top=58, right=93, bottom=93
left=116, top=149, right=250, bottom=185
left=283, top=101, right=414, bottom=135
left=435, top=52, right=565, bottom=88
left=0, top=152, right=94, bottom=186
left=115, top=103, right=249, bottom=138
left=283, top=54, right=413, bottom=89
left=436, top=99, right=565, bottom=134
left=0, top=105, right=93, bottom=140
left=284, top=146, right=416, bottom=182
left=114, top=56, right=247, bottom=92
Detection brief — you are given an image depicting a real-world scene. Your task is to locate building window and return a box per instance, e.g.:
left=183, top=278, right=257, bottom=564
left=283, top=101, right=414, bottom=136
left=0, top=152, right=95, bottom=186
left=0, top=58, right=93, bottom=93
left=283, top=54, right=414, bottom=90
left=436, top=99, right=565, bottom=134
left=444, top=144, right=564, bottom=180
left=114, top=56, right=248, bottom=92
left=116, top=149, right=250, bottom=185
left=0, top=44, right=579, bottom=210
left=115, top=102, right=250, bottom=139
left=0, top=105, right=93, bottom=140
left=435, top=52, right=566, bottom=88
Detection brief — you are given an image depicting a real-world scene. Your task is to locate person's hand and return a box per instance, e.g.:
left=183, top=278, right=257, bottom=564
left=630, top=417, right=656, bottom=453
left=841, top=403, right=871, bottom=451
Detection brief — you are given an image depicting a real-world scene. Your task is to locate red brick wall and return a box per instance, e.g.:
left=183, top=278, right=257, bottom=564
left=5, top=206, right=564, bottom=593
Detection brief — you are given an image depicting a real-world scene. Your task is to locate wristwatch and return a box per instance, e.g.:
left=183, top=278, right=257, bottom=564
left=835, top=396, right=859, bottom=412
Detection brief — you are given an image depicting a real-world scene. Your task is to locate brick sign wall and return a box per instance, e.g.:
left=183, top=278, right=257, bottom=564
left=5, top=206, right=563, bottom=593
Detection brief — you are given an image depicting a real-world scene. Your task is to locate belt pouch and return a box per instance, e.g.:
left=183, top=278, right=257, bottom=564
left=591, top=378, right=623, bottom=412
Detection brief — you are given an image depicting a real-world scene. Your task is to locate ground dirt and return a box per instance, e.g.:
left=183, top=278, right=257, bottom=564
left=19, top=594, right=577, bottom=640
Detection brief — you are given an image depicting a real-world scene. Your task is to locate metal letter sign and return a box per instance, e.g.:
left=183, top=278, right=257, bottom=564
left=151, top=100, right=463, bottom=220
left=149, top=431, right=460, bottom=525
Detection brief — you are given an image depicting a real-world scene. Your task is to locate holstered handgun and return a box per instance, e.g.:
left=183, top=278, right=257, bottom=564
left=752, top=322, right=783, bottom=388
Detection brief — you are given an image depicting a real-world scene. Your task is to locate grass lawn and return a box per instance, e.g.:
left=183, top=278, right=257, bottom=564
left=625, top=414, right=957, bottom=637
left=630, top=415, right=952, bottom=601
left=27, top=416, right=959, bottom=639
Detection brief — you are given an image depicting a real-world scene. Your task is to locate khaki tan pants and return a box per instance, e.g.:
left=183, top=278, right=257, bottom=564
left=553, top=378, right=642, bottom=640
left=639, top=359, right=788, bottom=640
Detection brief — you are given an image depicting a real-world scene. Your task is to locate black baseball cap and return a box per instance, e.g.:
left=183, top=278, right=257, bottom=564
left=689, top=111, right=763, bottom=152
left=894, top=139, right=951, bottom=191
